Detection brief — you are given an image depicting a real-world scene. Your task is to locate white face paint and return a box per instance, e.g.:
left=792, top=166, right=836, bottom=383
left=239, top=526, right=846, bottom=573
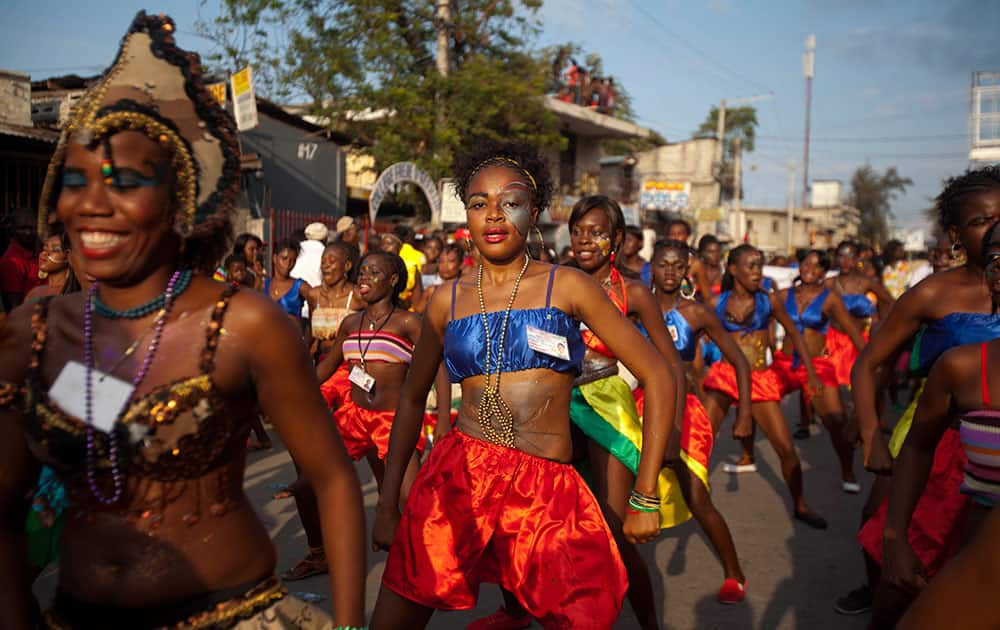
left=499, top=181, right=534, bottom=236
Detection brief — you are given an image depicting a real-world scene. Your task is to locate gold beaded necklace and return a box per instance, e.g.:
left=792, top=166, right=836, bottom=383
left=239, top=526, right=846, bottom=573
left=475, top=254, right=531, bottom=447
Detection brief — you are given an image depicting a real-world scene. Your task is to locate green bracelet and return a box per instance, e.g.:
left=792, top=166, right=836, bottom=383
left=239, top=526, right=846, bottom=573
left=627, top=496, right=659, bottom=513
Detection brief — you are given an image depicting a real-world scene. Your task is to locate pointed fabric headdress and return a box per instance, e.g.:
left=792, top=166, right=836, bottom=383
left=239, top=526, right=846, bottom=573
left=38, top=11, right=240, bottom=238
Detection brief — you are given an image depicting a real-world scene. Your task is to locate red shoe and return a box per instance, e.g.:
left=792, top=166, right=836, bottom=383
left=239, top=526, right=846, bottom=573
left=467, top=607, right=532, bottom=630
left=717, top=578, right=746, bottom=604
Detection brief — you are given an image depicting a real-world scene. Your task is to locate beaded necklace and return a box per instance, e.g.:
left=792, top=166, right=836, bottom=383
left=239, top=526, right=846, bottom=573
left=94, top=268, right=192, bottom=319
left=84, top=269, right=182, bottom=504
left=475, top=254, right=530, bottom=447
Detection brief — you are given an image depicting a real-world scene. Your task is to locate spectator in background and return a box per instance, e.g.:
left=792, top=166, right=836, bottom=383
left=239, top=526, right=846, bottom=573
left=381, top=225, right=425, bottom=307
left=223, top=253, right=253, bottom=288
left=1, top=207, right=41, bottom=310
left=617, top=226, right=648, bottom=280
left=336, top=215, right=362, bottom=251
left=420, top=235, right=444, bottom=289
left=232, top=233, right=264, bottom=289
left=291, top=222, right=329, bottom=291
left=881, top=239, right=911, bottom=298
left=23, top=232, right=73, bottom=302
left=929, top=234, right=965, bottom=273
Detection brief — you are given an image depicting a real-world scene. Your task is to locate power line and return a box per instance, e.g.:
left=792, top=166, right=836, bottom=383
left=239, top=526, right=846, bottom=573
left=625, top=0, right=773, bottom=94
left=757, top=133, right=967, bottom=144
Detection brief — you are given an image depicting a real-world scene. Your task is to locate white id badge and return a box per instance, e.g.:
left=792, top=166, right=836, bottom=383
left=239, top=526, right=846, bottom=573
left=48, top=361, right=134, bottom=434
left=526, top=325, right=571, bottom=360
left=349, top=365, right=376, bottom=392
left=667, top=324, right=679, bottom=342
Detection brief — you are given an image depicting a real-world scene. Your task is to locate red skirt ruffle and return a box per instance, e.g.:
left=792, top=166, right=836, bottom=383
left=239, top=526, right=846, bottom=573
left=333, top=398, right=425, bottom=461
left=703, top=361, right=782, bottom=402
left=857, top=428, right=970, bottom=576
left=824, top=327, right=864, bottom=388
left=770, top=350, right=838, bottom=405
left=383, top=431, right=628, bottom=629
left=319, top=364, right=351, bottom=409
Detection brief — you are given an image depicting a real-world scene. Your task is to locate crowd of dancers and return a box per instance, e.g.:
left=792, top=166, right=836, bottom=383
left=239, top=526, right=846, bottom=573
left=1, top=11, right=1000, bottom=630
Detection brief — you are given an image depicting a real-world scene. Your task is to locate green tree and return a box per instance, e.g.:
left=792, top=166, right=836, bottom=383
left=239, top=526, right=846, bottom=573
left=198, top=0, right=564, bottom=181
left=847, top=165, right=913, bottom=246
left=694, top=105, right=758, bottom=201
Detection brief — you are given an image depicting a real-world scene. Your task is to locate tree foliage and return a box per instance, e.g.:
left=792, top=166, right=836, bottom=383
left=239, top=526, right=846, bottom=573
left=847, top=165, right=913, bottom=246
left=694, top=105, right=758, bottom=201
left=197, top=0, right=565, bottom=180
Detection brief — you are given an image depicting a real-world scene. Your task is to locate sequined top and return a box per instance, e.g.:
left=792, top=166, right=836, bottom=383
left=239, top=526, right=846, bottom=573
left=0, top=287, right=244, bottom=490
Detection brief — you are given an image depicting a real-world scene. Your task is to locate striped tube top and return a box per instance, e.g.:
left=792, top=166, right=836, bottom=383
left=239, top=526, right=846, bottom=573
left=960, top=410, right=1000, bottom=507
left=343, top=330, right=414, bottom=364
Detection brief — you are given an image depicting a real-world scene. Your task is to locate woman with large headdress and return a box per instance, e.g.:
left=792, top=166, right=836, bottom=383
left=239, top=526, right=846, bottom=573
left=0, top=13, right=365, bottom=629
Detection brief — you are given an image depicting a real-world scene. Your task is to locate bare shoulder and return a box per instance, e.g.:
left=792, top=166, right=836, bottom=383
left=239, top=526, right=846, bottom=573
left=623, top=275, right=654, bottom=301
left=220, top=288, right=300, bottom=338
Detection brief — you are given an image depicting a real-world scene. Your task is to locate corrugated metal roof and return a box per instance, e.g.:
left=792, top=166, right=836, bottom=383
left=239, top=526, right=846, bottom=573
left=0, top=121, right=58, bottom=143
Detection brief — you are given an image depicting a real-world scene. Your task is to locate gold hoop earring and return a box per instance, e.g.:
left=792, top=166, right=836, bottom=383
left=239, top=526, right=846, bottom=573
left=531, top=225, right=545, bottom=259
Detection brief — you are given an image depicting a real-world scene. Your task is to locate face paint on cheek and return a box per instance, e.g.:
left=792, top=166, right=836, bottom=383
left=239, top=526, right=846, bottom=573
left=503, top=205, right=532, bottom=236
left=596, top=236, right=611, bottom=257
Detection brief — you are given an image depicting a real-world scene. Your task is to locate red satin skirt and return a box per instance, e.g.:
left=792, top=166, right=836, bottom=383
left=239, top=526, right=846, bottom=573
left=703, top=361, right=782, bottom=402
left=824, top=327, right=864, bottom=388
left=857, top=428, right=971, bottom=576
left=383, top=430, right=628, bottom=629
left=333, top=398, right=425, bottom=461
left=771, top=350, right=838, bottom=405
left=319, top=364, right=351, bottom=409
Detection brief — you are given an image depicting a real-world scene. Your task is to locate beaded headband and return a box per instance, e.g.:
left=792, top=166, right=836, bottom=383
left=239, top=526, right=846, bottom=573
left=38, top=11, right=240, bottom=239
left=471, top=156, right=538, bottom=192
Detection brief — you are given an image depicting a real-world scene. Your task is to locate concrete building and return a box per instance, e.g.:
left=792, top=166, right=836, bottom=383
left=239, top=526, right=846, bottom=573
left=1, top=69, right=57, bottom=223
left=735, top=179, right=860, bottom=255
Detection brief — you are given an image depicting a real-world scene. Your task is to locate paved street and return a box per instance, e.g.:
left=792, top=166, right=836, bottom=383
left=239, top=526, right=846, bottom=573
left=34, top=395, right=881, bottom=629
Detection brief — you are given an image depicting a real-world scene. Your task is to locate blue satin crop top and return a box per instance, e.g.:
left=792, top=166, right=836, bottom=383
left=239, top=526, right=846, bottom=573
left=785, top=286, right=830, bottom=334
left=717, top=290, right=771, bottom=335
left=910, top=312, right=1000, bottom=376
left=443, top=265, right=585, bottom=383
left=664, top=308, right=698, bottom=361
left=841, top=293, right=876, bottom=319
left=265, top=278, right=305, bottom=317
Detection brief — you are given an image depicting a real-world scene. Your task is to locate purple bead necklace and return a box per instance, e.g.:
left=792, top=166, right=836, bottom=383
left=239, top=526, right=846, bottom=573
left=84, top=270, right=182, bottom=505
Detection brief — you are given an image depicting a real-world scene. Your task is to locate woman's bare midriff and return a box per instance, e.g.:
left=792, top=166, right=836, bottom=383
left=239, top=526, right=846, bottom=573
left=454, top=369, right=575, bottom=462
left=347, top=361, right=410, bottom=410
left=781, top=328, right=827, bottom=358
left=57, top=460, right=275, bottom=606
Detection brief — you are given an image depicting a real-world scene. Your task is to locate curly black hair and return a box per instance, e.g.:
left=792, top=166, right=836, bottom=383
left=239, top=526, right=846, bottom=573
left=452, top=139, right=555, bottom=213
left=935, top=165, right=1000, bottom=231
left=362, top=251, right=409, bottom=308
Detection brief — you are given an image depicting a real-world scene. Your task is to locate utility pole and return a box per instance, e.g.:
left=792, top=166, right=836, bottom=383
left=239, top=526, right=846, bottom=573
left=715, top=98, right=727, bottom=170
left=801, top=34, right=815, bottom=210
left=786, top=161, right=797, bottom=254
left=435, top=0, right=451, bottom=77
left=733, top=136, right=743, bottom=242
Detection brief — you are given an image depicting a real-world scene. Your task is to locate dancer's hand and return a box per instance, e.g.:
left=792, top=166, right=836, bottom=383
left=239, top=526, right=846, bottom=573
left=372, top=504, right=401, bottom=552
left=863, top=430, right=893, bottom=475
left=733, top=407, right=753, bottom=440
left=623, top=510, right=660, bottom=545
left=882, top=535, right=928, bottom=594
left=805, top=373, right=823, bottom=402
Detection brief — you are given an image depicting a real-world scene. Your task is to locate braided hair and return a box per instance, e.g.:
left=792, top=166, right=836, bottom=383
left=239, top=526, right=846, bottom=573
left=935, top=165, right=1000, bottom=231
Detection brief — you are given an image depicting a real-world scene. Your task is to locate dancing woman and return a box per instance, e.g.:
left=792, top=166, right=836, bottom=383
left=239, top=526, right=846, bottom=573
left=307, top=241, right=362, bottom=409
left=772, top=250, right=865, bottom=492
left=24, top=233, right=76, bottom=301
left=875, top=224, right=1000, bottom=627
left=702, top=245, right=828, bottom=528
left=0, top=13, right=365, bottom=628
left=265, top=238, right=310, bottom=320
left=562, top=195, right=686, bottom=628
left=649, top=238, right=751, bottom=602
left=693, top=234, right=724, bottom=299
left=369, top=142, right=678, bottom=629
left=825, top=241, right=893, bottom=389
left=844, top=166, right=1000, bottom=620
left=233, top=232, right=265, bottom=289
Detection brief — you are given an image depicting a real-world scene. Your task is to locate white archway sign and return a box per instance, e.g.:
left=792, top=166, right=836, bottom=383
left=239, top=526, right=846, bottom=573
left=368, top=162, right=442, bottom=226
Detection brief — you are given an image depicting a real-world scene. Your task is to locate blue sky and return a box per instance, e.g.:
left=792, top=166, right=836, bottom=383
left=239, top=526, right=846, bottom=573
left=2, top=0, right=997, bottom=228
